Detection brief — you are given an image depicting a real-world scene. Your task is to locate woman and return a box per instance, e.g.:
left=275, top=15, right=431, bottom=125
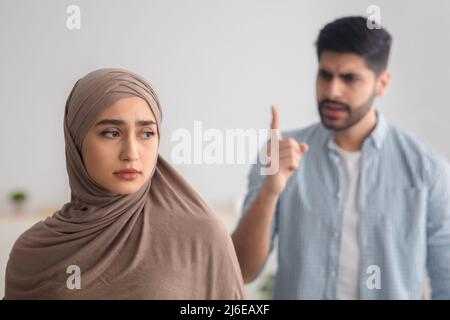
left=5, top=68, right=245, bottom=299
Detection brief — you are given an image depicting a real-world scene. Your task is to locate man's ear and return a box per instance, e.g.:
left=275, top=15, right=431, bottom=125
left=376, top=70, right=391, bottom=97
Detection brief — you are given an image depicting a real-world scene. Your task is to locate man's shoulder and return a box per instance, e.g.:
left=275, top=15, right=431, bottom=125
left=385, top=123, right=449, bottom=179
left=388, top=124, right=443, bottom=159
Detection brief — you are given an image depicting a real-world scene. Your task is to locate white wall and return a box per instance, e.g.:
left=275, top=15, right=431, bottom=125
left=1, top=0, right=449, bottom=213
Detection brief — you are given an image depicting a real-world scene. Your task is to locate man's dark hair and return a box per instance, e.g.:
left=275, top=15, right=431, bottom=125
left=316, top=16, right=392, bottom=75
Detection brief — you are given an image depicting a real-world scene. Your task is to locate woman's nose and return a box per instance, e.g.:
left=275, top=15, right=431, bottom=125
left=120, top=137, right=139, bottom=161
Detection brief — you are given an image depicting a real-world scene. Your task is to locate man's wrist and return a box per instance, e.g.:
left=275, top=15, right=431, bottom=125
left=261, top=180, right=281, bottom=200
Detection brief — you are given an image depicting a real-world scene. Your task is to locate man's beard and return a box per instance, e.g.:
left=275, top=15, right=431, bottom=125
left=318, top=89, right=376, bottom=131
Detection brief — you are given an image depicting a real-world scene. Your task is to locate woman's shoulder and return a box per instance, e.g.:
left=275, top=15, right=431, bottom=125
left=9, top=219, right=46, bottom=250
left=182, top=209, right=230, bottom=240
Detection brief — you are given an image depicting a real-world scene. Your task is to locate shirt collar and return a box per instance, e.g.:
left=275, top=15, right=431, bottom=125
left=324, top=110, right=389, bottom=152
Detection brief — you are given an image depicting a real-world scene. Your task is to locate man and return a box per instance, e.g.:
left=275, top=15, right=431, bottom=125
left=232, top=16, right=450, bottom=299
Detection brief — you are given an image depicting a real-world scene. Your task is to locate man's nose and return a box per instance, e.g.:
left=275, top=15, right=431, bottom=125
left=324, top=78, right=344, bottom=100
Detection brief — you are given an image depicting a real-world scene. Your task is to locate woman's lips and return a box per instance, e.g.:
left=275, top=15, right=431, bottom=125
left=114, top=172, right=141, bottom=181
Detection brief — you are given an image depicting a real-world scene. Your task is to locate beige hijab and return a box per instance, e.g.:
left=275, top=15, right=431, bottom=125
left=5, top=68, right=245, bottom=299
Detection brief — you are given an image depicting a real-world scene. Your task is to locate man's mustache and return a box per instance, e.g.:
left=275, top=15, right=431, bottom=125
left=319, top=99, right=351, bottom=112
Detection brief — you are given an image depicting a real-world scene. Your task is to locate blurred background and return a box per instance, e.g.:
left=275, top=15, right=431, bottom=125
left=1, top=0, right=449, bottom=298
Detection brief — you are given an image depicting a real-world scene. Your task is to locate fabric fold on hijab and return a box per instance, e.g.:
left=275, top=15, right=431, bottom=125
left=5, top=68, right=245, bottom=299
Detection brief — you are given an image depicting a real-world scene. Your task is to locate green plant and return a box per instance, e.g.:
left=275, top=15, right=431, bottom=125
left=10, top=191, right=27, bottom=203
left=258, top=272, right=275, bottom=299
left=10, top=191, right=29, bottom=213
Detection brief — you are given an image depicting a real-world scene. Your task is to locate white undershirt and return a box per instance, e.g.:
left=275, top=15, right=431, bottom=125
left=336, top=146, right=362, bottom=300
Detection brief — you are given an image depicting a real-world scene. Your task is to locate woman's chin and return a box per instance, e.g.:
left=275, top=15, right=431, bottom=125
left=108, top=183, right=144, bottom=195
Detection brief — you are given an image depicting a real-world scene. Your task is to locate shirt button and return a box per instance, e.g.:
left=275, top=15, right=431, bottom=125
left=330, top=272, right=336, bottom=279
left=336, top=192, right=342, bottom=199
left=334, top=231, right=339, bottom=238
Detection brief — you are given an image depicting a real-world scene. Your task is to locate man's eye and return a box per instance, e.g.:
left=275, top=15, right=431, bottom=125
left=102, top=130, right=120, bottom=138
left=319, top=71, right=332, bottom=80
left=342, top=75, right=357, bottom=82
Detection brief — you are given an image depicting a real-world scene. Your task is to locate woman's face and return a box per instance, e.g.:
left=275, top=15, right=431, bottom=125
left=81, top=96, right=159, bottom=194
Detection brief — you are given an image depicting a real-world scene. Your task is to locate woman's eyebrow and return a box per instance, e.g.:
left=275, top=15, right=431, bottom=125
left=95, top=119, right=157, bottom=126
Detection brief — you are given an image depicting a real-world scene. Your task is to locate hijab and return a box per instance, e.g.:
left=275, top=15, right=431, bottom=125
left=5, top=68, right=245, bottom=299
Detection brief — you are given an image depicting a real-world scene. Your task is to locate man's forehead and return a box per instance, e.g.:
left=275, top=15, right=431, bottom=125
left=319, top=51, right=369, bottom=74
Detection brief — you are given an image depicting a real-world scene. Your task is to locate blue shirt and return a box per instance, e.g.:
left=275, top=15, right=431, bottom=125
left=241, top=112, right=450, bottom=299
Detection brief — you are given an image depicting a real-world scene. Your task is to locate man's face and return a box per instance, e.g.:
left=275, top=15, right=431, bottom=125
left=316, top=51, right=386, bottom=131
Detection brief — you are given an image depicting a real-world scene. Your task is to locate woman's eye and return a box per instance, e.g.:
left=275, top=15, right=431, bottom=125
left=100, top=130, right=154, bottom=139
left=142, top=131, right=155, bottom=138
left=102, top=130, right=120, bottom=138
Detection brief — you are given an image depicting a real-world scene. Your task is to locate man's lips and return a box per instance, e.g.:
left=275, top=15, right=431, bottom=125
left=322, top=105, right=348, bottom=118
left=321, top=103, right=348, bottom=111
left=320, top=101, right=349, bottom=118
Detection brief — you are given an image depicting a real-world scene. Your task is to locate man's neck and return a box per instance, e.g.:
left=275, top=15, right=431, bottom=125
left=333, top=109, right=377, bottom=151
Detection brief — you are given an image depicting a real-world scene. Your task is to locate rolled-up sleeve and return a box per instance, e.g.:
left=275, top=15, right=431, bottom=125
left=426, top=157, right=450, bottom=299
left=240, top=161, right=279, bottom=270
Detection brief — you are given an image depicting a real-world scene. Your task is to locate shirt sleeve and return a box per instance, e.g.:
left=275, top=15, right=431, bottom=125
left=240, top=159, right=279, bottom=280
left=426, top=156, right=450, bottom=299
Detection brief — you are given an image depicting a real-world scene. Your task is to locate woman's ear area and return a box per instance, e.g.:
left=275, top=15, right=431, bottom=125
left=80, top=134, right=90, bottom=164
